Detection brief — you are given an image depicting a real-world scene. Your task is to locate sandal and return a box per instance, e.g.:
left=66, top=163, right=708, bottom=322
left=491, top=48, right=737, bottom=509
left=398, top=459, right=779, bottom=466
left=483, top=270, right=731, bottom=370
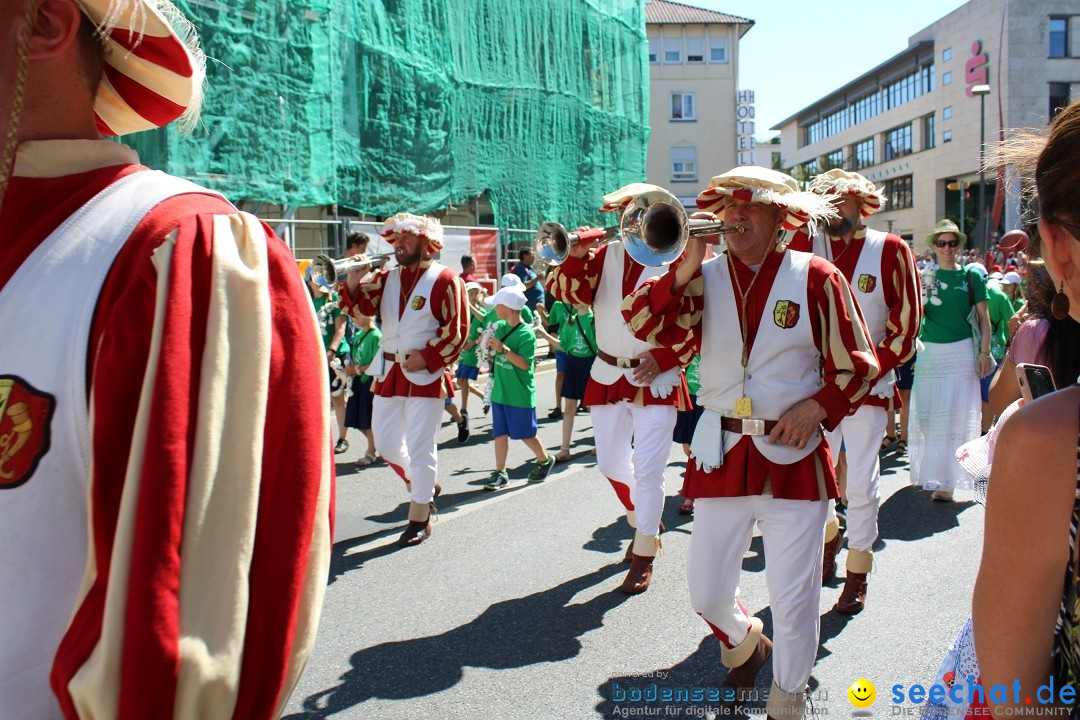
left=879, top=435, right=897, bottom=452
left=932, top=491, right=954, bottom=502
left=334, top=438, right=349, bottom=454
left=678, top=497, right=695, bottom=515
left=896, top=440, right=908, bottom=454
left=356, top=452, right=377, bottom=467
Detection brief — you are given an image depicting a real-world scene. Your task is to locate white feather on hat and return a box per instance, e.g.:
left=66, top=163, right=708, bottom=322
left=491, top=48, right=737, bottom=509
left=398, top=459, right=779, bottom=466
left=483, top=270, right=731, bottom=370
left=77, top=0, right=205, bottom=135
left=379, top=212, right=444, bottom=254
left=809, top=168, right=885, bottom=218
left=696, top=166, right=836, bottom=231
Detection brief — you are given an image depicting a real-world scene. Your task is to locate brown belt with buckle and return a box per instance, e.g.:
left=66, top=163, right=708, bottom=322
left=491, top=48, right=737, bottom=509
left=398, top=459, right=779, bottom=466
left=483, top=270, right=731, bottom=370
left=720, top=416, right=779, bottom=436
left=596, top=349, right=642, bottom=369
left=383, top=351, right=409, bottom=363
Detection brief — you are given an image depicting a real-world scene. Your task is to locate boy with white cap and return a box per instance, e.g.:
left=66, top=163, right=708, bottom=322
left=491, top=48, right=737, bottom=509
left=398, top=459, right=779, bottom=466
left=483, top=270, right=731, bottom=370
left=0, top=2, right=332, bottom=716
left=624, top=166, right=878, bottom=719
left=482, top=286, right=554, bottom=489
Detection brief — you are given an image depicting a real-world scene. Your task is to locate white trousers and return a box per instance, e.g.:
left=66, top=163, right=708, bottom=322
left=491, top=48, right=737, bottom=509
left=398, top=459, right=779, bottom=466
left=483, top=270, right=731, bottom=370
left=689, top=496, right=828, bottom=695
left=823, top=405, right=886, bottom=554
left=590, top=401, right=677, bottom=536
left=372, top=395, right=444, bottom=504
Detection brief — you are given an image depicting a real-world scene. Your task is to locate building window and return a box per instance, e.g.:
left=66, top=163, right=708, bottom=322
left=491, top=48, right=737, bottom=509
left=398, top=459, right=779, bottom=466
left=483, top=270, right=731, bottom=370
left=943, top=71, right=952, bottom=85
left=1050, top=82, right=1072, bottom=119
left=801, top=62, right=934, bottom=147
left=709, top=37, right=728, bottom=63
left=648, top=38, right=658, bottom=64
left=801, top=159, right=818, bottom=179
left=943, top=47, right=952, bottom=62
left=686, top=37, right=704, bottom=63
left=664, top=37, right=681, bottom=63
left=671, top=146, right=697, bottom=182
left=943, top=129, right=953, bottom=142
left=884, top=124, right=913, bottom=161
left=854, top=137, right=874, bottom=169
left=924, top=114, right=936, bottom=150
left=884, top=175, right=914, bottom=210
left=943, top=105, right=953, bottom=120
left=1050, top=17, right=1069, bottom=58
left=824, top=149, right=845, bottom=170
left=671, top=93, right=695, bottom=121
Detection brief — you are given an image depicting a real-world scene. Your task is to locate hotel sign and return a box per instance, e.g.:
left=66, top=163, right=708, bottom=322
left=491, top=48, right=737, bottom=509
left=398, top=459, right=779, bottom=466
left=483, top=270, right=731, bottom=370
left=737, top=90, right=755, bottom=165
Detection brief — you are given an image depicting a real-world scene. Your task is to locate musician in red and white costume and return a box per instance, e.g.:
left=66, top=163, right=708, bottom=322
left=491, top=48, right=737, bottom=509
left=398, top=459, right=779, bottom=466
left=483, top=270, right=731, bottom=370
left=623, top=167, right=878, bottom=719
left=550, top=183, right=693, bottom=595
left=803, top=169, right=921, bottom=615
left=0, top=2, right=333, bottom=718
left=340, top=213, right=468, bottom=547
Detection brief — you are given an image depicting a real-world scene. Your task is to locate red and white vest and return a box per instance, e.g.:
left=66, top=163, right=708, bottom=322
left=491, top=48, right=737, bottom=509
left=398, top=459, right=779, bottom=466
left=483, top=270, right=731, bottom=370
left=696, top=250, right=822, bottom=465
left=0, top=171, right=221, bottom=719
left=374, top=262, right=445, bottom=386
left=813, top=228, right=893, bottom=397
left=591, top=242, right=680, bottom=388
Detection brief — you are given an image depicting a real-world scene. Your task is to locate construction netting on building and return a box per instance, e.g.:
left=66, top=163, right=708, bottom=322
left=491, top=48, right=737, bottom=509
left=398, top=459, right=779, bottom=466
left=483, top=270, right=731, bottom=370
left=127, top=0, right=649, bottom=230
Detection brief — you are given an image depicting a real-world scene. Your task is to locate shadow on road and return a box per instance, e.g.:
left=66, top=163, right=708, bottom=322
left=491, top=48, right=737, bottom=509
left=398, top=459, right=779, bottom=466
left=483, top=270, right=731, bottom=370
left=595, top=604, right=846, bottom=720
left=284, top=563, right=632, bottom=719
left=878, top=484, right=977, bottom=542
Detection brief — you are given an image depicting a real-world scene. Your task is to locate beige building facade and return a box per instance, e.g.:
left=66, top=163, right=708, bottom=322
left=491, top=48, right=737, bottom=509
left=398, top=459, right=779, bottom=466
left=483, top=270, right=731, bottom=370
left=645, top=0, right=754, bottom=207
left=773, top=0, right=1080, bottom=252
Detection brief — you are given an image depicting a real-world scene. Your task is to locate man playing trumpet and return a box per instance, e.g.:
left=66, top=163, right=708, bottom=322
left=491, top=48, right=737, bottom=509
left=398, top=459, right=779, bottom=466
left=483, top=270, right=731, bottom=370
left=340, top=213, right=469, bottom=547
left=622, top=167, right=878, bottom=719
left=549, top=183, right=693, bottom=595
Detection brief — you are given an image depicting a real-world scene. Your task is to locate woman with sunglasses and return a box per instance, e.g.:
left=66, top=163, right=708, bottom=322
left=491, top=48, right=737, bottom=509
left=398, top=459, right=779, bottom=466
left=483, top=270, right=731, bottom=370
left=908, top=219, right=993, bottom=501
left=973, top=98, right=1080, bottom=718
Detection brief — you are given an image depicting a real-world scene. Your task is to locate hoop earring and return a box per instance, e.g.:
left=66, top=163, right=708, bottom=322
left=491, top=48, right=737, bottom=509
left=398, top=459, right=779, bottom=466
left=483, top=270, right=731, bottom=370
left=1052, top=280, right=1071, bottom=320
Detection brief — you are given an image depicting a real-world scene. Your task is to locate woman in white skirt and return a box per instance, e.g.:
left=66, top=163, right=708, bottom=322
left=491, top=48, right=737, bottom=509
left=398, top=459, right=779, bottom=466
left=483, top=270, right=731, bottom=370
left=909, top=219, right=993, bottom=500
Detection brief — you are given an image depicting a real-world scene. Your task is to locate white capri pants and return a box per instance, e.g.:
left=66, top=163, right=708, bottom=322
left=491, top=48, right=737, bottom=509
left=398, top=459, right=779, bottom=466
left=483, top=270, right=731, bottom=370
left=689, top=495, right=828, bottom=695
left=590, top=401, right=677, bottom=536
left=372, top=394, right=444, bottom=504
left=824, top=405, right=887, bottom=554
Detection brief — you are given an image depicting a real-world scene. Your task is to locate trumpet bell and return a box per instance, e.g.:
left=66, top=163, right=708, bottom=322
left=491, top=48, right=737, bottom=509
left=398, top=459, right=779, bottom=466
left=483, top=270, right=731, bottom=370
left=536, top=222, right=571, bottom=265
left=620, top=189, right=690, bottom=267
left=310, top=253, right=391, bottom=289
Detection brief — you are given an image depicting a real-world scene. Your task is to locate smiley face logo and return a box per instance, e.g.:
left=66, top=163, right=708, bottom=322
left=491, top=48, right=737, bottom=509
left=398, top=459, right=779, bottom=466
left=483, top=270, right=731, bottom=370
left=847, top=678, right=876, bottom=708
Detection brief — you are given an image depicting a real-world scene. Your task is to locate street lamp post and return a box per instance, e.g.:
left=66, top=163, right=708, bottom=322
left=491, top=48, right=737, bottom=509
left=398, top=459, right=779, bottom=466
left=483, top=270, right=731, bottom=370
left=972, top=84, right=991, bottom=255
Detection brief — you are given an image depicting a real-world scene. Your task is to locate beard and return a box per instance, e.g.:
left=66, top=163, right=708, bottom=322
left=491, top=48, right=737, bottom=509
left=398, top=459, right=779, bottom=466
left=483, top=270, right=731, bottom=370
left=394, top=245, right=423, bottom=266
left=826, top=214, right=857, bottom=238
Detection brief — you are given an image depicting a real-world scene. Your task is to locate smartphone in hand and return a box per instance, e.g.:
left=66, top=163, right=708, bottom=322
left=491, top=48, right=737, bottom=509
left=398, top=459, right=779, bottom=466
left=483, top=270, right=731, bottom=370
left=1016, top=363, right=1056, bottom=402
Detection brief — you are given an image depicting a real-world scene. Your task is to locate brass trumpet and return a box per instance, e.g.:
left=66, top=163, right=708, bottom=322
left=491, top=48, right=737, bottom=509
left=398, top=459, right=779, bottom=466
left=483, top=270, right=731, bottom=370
left=620, top=187, right=744, bottom=266
left=310, top=252, right=393, bottom=288
left=535, top=187, right=744, bottom=267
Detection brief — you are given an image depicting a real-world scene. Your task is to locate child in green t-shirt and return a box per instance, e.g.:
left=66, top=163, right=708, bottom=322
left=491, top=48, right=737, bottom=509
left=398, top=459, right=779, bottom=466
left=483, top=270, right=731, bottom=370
left=538, top=302, right=596, bottom=462
left=481, top=287, right=553, bottom=490
left=345, top=310, right=381, bottom=465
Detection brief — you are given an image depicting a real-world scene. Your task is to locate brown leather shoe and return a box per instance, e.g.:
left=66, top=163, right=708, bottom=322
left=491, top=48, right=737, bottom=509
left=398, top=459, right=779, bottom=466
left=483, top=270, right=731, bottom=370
left=397, top=520, right=431, bottom=547
left=822, top=532, right=842, bottom=583
left=723, top=636, right=773, bottom=704
left=836, top=571, right=867, bottom=614
left=620, top=554, right=654, bottom=594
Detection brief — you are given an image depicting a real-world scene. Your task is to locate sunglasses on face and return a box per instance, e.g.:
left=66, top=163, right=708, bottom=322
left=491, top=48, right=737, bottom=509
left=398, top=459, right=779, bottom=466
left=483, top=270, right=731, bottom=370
left=934, top=239, right=960, bottom=248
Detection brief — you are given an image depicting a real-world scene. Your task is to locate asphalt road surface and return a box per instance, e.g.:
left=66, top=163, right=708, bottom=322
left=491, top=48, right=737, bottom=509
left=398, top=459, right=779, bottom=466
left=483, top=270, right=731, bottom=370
left=283, top=365, right=984, bottom=720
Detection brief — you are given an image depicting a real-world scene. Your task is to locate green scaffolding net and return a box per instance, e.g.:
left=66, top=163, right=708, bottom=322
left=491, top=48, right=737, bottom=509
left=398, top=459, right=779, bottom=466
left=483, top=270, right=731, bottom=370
left=127, top=0, right=649, bottom=229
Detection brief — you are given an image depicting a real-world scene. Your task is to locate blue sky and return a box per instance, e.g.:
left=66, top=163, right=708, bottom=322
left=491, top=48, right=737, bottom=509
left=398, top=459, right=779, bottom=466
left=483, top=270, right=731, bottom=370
left=689, top=0, right=971, bottom=138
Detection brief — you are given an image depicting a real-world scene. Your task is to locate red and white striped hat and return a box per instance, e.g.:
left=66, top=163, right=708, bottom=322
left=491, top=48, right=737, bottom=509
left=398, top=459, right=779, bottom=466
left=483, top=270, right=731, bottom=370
left=78, top=0, right=205, bottom=136
left=696, top=166, right=836, bottom=231
left=598, top=182, right=665, bottom=213
left=809, top=169, right=885, bottom=218
left=379, top=212, right=444, bottom=255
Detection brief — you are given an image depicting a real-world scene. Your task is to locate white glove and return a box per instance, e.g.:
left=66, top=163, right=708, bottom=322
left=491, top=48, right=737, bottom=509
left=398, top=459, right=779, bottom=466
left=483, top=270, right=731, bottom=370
left=870, top=369, right=897, bottom=399
left=650, top=383, right=674, bottom=399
